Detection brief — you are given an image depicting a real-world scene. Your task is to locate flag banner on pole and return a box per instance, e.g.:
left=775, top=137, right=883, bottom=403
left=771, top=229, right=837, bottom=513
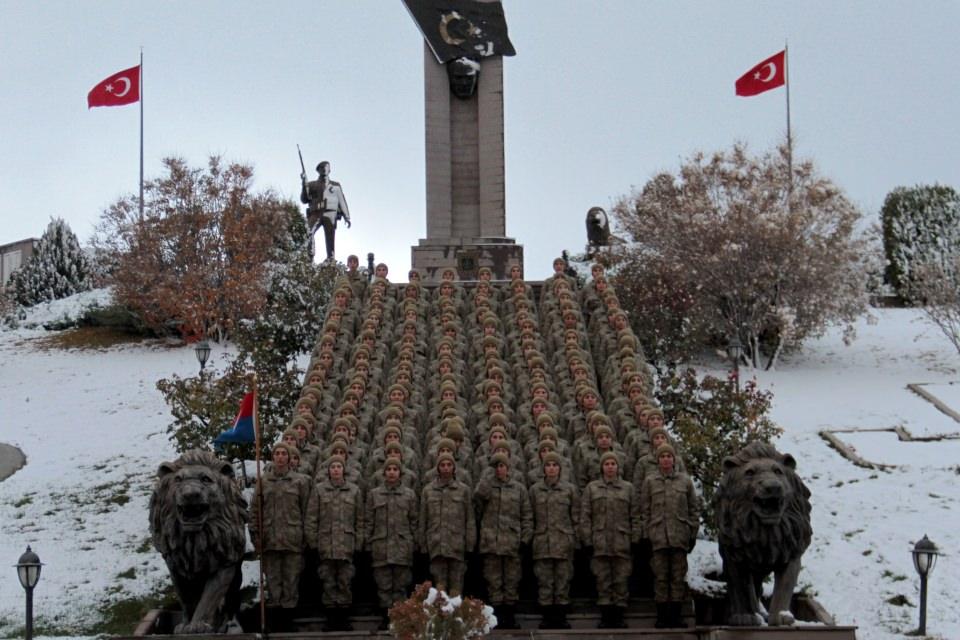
left=87, top=64, right=140, bottom=108
left=214, top=391, right=256, bottom=445
left=735, top=50, right=786, bottom=97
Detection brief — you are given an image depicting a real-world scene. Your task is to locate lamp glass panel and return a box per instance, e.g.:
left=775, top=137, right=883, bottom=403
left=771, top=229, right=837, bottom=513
left=915, top=552, right=929, bottom=575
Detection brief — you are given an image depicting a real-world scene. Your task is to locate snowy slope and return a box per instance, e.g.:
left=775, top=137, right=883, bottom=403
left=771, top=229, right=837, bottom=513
left=0, top=300, right=957, bottom=638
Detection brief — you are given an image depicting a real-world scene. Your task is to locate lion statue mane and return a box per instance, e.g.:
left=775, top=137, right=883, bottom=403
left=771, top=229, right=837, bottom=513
left=149, top=449, right=248, bottom=634
left=715, top=441, right=812, bottom=627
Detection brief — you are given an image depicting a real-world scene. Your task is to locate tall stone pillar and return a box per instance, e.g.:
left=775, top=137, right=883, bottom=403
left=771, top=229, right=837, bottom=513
left=405, top=0, right=523, bottom=281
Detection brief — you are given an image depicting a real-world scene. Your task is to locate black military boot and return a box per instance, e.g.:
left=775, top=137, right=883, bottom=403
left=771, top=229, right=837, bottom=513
left=554, top=605, right=571, bottom=629
left=597, top=605, right=612, bottom=629
left=378, top=607, right=391, bottom=631
left=611, top=606, right=628, bottom=629
left=321, top=609, right=337, bottom=632
left=669, top=602, right=685, bottom=628
left=654, top=603, right=670, bottom=629
left=340, top=607, right=354, bottom=632
left=538, top=605, right=554, bottom=629
left=497, top=604, right=518, bottom=629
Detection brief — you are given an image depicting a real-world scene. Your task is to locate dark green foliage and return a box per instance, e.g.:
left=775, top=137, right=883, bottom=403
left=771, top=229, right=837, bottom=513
left=881, top=184, right=960, bottom=298
left=9, top=218, right=93, bottom=306
left=655, top=366, right=781, bottom=537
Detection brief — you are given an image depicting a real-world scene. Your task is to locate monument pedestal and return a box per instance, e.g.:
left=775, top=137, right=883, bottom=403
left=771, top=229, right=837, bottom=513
left=412, top=236, right=523, bottom=280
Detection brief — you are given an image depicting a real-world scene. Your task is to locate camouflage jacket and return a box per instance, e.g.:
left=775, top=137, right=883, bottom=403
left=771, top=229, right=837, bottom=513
left=305, top=479, right=363, bottom=560
left=640, top=470, right=700, bottom=551
left=418, top=478, right=476, bottom=560
left=249, top=468, right=311, bottom=552
left=529, top=478, right=580, bottom=560
left=580, top=476, right=641, bottom=557
left=474, top=476, right=533, bottom=554
left=364, top=482, right=418, bottom=566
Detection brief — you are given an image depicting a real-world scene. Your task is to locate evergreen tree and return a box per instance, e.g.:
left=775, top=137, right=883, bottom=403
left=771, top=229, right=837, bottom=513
left=10, top=218, right=93, bottom=306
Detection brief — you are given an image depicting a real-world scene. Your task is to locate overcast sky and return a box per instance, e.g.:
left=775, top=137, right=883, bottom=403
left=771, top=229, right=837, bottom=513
left=2, top=1, right=958, bottom=278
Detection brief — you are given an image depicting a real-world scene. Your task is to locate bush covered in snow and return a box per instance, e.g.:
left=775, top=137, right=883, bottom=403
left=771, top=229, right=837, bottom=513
left=610, top=143, right=870, bottom=370
left=8, top=218, right=93, bottom=307
left=881, top=183, right=960, bottom=299
left=388, top=582, right=496, bottom=640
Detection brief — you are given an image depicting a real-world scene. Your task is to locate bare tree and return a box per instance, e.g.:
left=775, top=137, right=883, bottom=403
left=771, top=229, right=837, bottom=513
left=611, top=143, right=869, bottom=369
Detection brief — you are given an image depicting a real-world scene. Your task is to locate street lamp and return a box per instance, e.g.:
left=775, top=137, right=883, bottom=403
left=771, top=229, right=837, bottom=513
left=727, top=334, right=743, bottom=392
left=911, top=534, right=939, bottom=636
left=367, top=252, right=375, bottom=283
left=194, top=339, right=211, bottom=373
left=15, top=546, right=42, bottom=640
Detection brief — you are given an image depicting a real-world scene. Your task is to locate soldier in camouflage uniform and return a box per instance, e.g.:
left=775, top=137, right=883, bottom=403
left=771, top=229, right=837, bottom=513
left=249, top=442, right=312, bottom=619
left=640, top=443, right=700, bottom=629
left=365, top=459, right=418, bottom=628
left=305, top=455, right=363, bottom=631
left=581, top=451, right=641, bottom=628
left=474, top=452, right=533, bottom=628
left=529, top=451, right=579, bottom=629
left=418, top=453, right=476, bottom=596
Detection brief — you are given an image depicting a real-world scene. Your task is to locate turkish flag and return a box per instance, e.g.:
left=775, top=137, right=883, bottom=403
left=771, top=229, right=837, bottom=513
left=735, top=50, right=785, bottom=97
left=87, top=65, right=140, bottom=108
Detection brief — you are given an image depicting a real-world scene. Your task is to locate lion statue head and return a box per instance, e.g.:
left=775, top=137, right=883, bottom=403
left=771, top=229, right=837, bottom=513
left=715, top=441, right=812, bottom=568
left=149, top=449, right=247, bottom=581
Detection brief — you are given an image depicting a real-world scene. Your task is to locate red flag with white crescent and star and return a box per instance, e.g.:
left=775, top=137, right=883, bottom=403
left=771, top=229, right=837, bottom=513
left=735, top=50, right=786, bottom=97
left=87, top=64, right=140, bottom=108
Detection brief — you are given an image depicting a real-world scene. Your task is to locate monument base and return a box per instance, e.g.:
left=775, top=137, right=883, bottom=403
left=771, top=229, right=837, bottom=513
left=411, top=237, right=524, bottom=281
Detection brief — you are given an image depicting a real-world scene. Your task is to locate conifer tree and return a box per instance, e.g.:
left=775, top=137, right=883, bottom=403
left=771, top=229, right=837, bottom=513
left=9, top=218, right=93, bottom=306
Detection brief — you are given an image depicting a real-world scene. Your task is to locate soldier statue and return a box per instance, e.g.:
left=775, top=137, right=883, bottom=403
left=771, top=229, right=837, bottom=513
left=300, top=159, right=351, bottom=262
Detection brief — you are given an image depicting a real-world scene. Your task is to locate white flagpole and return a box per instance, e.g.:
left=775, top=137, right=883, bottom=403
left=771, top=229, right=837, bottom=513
left=139, top=48, right=144, bottom=222
left=784, top=41, right=793, bottom=199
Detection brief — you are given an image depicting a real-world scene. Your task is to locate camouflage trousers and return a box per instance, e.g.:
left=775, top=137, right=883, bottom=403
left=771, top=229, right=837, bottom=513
left=533, top=558, right=573, bottom=606
left=482, top=554, right=522, bottom=605
left=373, top=564, right=413, bottom=608
left=318, top=559, right=355, bottom=607
left=263, top=551, right=303, bottom=609
left=590, top=555, right=631, bottom=606
left=429, top=557, right=466, bottom=596
left=651, top=548, right=688, bottom=603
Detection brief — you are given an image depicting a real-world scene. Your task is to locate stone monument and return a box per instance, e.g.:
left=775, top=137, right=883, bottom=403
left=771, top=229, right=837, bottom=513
left=403, top=0, right=524, bottom=280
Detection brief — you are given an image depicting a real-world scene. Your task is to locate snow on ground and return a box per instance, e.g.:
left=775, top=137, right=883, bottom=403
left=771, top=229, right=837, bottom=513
left=0, top=299, right=958, bottom=638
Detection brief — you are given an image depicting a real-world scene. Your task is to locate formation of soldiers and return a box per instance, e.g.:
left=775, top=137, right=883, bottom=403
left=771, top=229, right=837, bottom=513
left=250, top=255, right=700, bottom=631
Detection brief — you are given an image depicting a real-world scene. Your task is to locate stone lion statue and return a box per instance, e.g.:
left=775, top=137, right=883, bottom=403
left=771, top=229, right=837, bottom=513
left=715, top=441, right=812, bottom=627
left=149, top=450, right=248, bottom=634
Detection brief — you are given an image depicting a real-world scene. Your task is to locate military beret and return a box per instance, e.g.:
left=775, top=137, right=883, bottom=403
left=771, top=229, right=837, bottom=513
left=599, top=451, right=620, bottom=467
left=656, top=443, right=676, bottom=458
left=490, top=452, right=510, bottom=468
left=542, top=451, right=563, bottom=467
left=436, top=452, right=456, bottom=468
left=272, top=441, right=297, bottom=457
left=593, top=424, right=613, bottom=439
left=384, top=442, right=403, bottom=454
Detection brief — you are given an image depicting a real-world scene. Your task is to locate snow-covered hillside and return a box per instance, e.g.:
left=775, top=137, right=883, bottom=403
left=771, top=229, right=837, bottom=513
left=0, top=298, right=956, bottom=638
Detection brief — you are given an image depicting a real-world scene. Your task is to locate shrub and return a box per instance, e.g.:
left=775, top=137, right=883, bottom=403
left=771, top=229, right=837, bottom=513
left=881, top=184, right=960, bottom=299
left=611, top=143, right=870, bottom=369
left=388, top=582, right=496, bottom=640
left=655, top=366, right=781, bottom=537
left=9, top=218, right=93, bottom=307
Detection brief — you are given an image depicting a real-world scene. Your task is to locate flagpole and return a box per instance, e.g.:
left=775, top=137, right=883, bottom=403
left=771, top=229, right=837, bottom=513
left=139, top=48, right=144, bottom=222
left=784, top=40, right=793, bottom=203
left=252, top=374, right=267, bottom=636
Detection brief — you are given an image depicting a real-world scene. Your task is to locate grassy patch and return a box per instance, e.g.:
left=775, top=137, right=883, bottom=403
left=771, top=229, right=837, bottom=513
left=85, top=587, right=179, bottom=636
left=30, top=326, right=150, bottom=351
left=12, top=495, right=33, bottom=508
left=882, top=569, right=909, bottom=582
left=885, top=594, right=914, bottom=607
left=136, top=537, right=154, bottom=553
left=117, top=567, right=137, bottom=580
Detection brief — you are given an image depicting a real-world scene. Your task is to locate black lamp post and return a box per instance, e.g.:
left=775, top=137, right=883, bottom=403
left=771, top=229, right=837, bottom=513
left=367, top=252, right=375, bottom=283
left=911, top=534, right=939, bottom=636
left=194, top=339, right=211, bottom=374
left=727, top=334, right=743, bottom=392
left=15, top=546, right=42, bottom=640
